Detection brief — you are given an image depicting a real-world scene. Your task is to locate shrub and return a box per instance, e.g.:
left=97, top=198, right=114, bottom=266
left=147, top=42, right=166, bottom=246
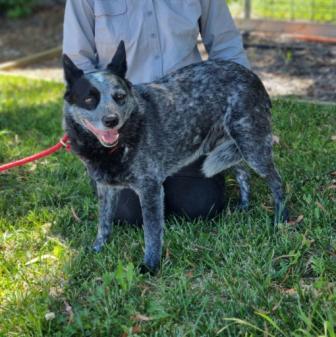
left=0, top=0, right=38, bottom=18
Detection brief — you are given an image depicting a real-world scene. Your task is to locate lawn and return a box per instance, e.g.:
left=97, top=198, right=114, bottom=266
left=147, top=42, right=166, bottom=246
left=230, top=0, right=336, bottom=23
left=0, top=75, right=335, bottom=337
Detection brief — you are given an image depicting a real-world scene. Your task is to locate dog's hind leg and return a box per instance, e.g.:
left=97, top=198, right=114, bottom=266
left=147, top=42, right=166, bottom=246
left=135, top=180, right=164, bottom=274
left=231, top=132, right=288, bottom=223
left=92, top=184, right=119, bottom=252
left=234, top=164, right=250, bottom=210
left=258, top=163, right=288, bottom=224
left=202, top=140, right=242, bottom=178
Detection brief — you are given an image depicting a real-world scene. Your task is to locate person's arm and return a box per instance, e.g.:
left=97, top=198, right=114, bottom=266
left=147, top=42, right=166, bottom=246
left=63, top=0, right=97, bottom=72
left=199, top=0, right=250, bottom=69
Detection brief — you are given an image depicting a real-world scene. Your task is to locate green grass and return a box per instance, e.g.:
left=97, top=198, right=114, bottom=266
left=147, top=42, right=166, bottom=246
left=0, top=75, right=335, bottom=337
left=230, top=0, right=336, bottom=23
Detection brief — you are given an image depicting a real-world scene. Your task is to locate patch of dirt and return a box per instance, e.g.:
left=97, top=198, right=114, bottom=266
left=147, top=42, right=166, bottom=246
left=0, top=6, right=335, bottom=103
left=0, top=5, right=64, bottom=62
left=244, top=32, right=336, bottom=102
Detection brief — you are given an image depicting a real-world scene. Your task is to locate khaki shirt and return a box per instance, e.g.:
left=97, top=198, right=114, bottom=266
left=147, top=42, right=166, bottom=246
left=63, top=0, right=250, bottom=84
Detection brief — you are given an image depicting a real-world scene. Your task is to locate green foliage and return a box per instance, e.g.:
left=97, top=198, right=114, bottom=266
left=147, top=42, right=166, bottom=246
left=0, top=75, right=335, bottom=336
left=0, top=0, right=38, bottom=18
left=252, top=0, right=336, bottom=23
left=229, top=0, right=336, bottom=23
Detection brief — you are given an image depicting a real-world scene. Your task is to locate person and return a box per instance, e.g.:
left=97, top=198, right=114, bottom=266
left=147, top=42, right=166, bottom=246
left=63, top=0, right=250, bottom=224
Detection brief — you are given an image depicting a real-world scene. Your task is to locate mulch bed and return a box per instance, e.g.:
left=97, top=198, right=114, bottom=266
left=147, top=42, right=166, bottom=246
left=245, top=33, right=336, bottom=102
left=0, top=5, right=64, bottom=62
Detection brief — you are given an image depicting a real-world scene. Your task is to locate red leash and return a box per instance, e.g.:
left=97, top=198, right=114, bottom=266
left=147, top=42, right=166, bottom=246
left=0, top=134, right=70, bottom=173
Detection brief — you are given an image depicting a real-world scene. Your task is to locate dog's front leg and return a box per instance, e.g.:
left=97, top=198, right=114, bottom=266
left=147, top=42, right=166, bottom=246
left=92, top=183, right=119, bottom=252
left=137, top=181, right=164, bottom=273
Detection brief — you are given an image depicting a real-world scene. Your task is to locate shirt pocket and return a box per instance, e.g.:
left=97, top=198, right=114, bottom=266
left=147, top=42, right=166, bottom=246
left=94, top=0, right=130, bottom=45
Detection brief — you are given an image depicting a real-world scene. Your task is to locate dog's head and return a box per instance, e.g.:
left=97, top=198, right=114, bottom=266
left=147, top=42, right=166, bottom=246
left=63, top=41, right=137, bottom=148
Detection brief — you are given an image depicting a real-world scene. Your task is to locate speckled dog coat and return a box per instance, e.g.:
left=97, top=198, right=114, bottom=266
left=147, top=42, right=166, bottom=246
left=63, top=41, right=287, bottom=273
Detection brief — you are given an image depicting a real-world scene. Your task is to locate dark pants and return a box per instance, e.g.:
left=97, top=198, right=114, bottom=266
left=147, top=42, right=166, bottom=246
left=114, top=157, right=226, bottom=225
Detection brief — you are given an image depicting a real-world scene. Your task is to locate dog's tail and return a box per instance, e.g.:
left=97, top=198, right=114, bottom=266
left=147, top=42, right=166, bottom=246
left=202, top=140, right=241, bottom=177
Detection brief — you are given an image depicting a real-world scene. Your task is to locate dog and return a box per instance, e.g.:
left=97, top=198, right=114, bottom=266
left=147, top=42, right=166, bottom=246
left=62, top=41, right=287, bottom=273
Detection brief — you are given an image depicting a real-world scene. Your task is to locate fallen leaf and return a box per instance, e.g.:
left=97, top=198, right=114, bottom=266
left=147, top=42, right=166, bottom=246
left=282, top=288, right=297, bottom=296
left=165, top=248, right=170, bottom=258
left=273, top=254, right=294, bottom=262
left=315, top=201, right=326, bottom=212
left=42, top=222, right=52, bottom=234
left=49, top=286, right=64, bottom=297
left=186, top=271, right=193, bottom=278
left=71, top=206, right=81, bottom=222
left=327, top=184, right=336, bottom=190
left=64, top=301, right=74, bottom=323
left=272, top=134, right=280, bottom=145
left=28, top=163, right=37, bottom=172
left=261, top=204, right=273, bottom=213
left=132, top=314, right=152, bottom=322
left=140, top=286, right=150, bottom=297
left=132, top=325, right=141, bottom=333
left=45, top=312, right=56, bottom=321
left=288, top=214, right=304, bottom=225
left=271, top=300, right=282, bottom=313
left=331, top=135, right=336, bottom=141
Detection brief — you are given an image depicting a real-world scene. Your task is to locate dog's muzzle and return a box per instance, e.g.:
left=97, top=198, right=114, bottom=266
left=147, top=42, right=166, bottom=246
left=82, top=119, right=119, bottom=148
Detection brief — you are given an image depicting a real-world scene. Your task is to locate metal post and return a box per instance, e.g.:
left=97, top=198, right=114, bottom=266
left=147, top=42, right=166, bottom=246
left=244, top=0, right=251, bottom=19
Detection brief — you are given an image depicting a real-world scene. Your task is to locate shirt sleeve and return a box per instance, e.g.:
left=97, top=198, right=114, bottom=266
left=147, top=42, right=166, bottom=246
left=199, top=0, right=250, bottom=69
left=63, top=0, right=97, bottom=72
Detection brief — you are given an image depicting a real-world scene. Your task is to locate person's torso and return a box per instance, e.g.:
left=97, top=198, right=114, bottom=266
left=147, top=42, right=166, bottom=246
left=93, top=0, right=203, bottom=83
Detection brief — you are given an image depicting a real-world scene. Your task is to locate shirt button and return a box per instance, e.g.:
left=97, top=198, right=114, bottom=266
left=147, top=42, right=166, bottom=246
left=155, top=55, right=160, bottom=60
left=151, top=33, right=156, bottom=38
left=147, top=10, right=153, bottom=16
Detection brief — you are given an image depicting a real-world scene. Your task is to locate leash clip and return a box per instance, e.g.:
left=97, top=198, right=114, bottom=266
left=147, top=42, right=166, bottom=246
left=60, top=135, right=71, bottom=152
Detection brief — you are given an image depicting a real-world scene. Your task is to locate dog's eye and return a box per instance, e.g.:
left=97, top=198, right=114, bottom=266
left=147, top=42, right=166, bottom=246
left=113, top=93, right=126, bottom=104
left=84, top=96, right=95, bottom=105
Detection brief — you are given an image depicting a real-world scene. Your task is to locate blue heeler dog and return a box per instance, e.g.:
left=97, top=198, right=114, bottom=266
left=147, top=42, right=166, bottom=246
left=63, top=41, right=288, bottom=273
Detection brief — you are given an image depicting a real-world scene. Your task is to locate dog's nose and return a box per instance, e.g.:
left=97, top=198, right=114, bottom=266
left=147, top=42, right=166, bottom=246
left=102, top=114, right=119, bottom=128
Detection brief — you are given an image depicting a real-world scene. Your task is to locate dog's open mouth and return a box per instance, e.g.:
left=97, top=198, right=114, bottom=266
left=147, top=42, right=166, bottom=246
left=82, top=119, right=119, bottom=148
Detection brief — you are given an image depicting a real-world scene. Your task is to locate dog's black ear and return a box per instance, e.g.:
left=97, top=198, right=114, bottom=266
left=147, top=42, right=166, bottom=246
left=107, top=40, right=127, bottom=78
left=63, top=54, right=84, bottom=86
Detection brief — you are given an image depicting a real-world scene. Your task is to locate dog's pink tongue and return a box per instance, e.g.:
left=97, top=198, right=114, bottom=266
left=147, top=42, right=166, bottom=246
left=84, top=119, right=119, bottom=144
left=101, top=130, right=119, bottom=144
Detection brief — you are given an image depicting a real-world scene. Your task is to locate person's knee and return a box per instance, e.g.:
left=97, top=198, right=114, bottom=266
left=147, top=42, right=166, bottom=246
left=109, top=174, right=226, bottom=225
left=114, top=189, right=143, bottom=226
left=164, top=174, right=226, bottom=220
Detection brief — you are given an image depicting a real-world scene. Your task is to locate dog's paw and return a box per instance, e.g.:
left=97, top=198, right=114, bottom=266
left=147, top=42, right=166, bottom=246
left=92, top=238, right=105, bottom=253
left=138, top=263, right=158, bottom=276
left=92, top=244, right=102, bottom=253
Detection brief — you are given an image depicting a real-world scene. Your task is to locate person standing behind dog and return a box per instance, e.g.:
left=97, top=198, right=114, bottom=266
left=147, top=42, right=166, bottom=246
left=63, top=0, right=250, bottom=224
